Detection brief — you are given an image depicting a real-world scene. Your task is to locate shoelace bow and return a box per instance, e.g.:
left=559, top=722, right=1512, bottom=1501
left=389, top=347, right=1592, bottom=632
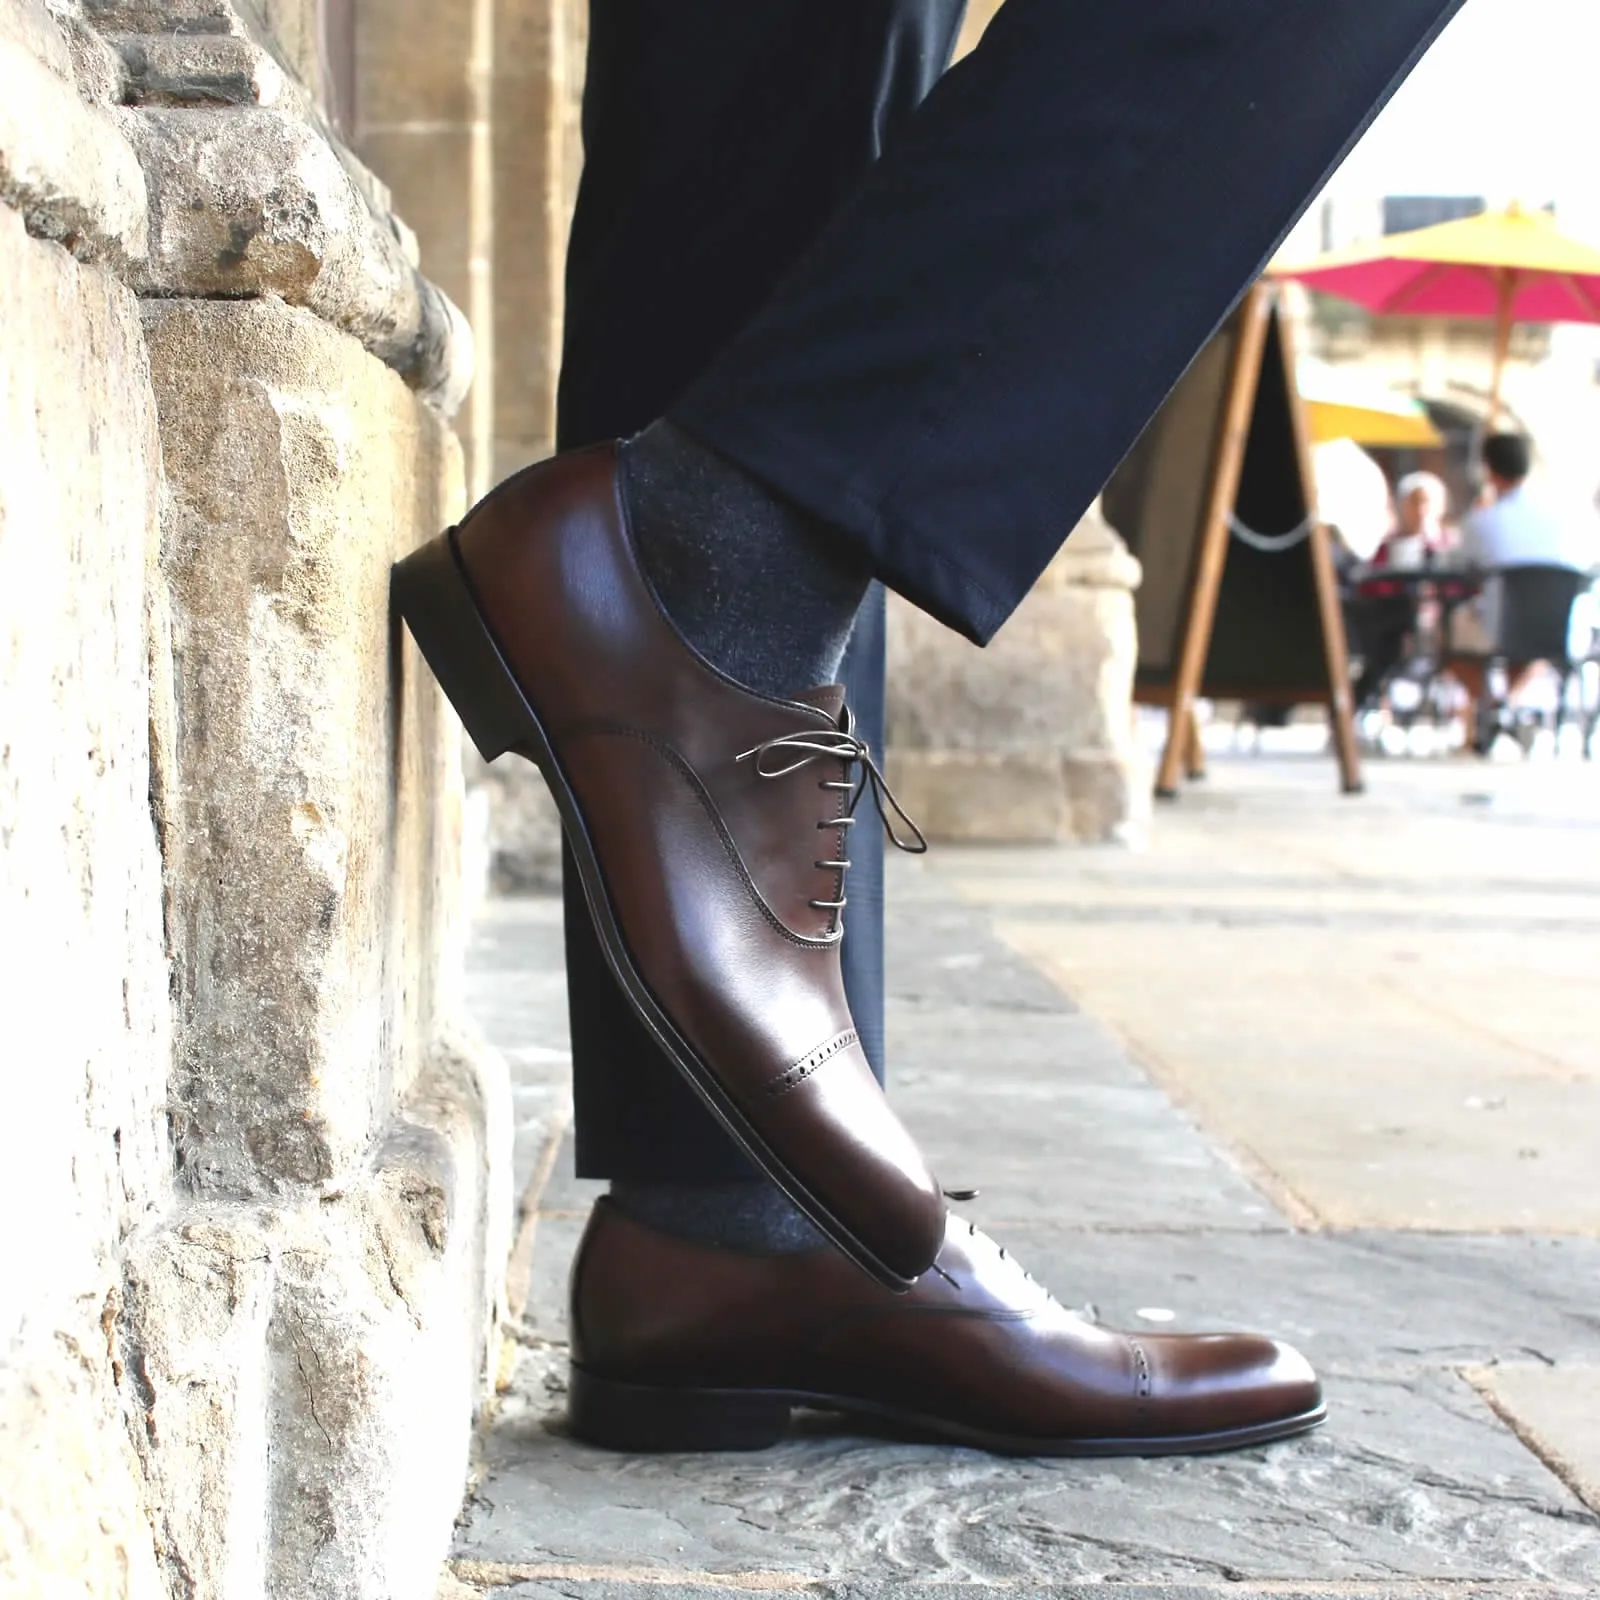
left=736, top=718, right=928, bottom=924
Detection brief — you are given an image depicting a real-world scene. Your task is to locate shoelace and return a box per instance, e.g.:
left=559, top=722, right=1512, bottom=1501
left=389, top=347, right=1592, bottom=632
left=736, top=716, right=928, bottom=926
left=929, top=1211, right=1072, bottom=1311
left=937, top=1191, right=1071, bottom=1309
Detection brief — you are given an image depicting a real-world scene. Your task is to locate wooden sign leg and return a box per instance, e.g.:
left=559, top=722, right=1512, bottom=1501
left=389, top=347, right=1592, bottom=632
left=1272, top=282, right=1364, bottom=797
left=1156, top=285, right=1273, bottom=799
left=1155, top=704, right=1190, bottom=800
left=1309, top=522, right=1364, bottom=794
left=1184, top=706, right=1207, bottom=780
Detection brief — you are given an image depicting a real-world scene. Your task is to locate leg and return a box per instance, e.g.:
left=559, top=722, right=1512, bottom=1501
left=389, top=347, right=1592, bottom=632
left=398, top=0, right=1461, bottom=1440
left=675, top=0, right=1465, bottom=642
left=1352, top=624, right=1406, bottom=712
left=1445, top=658, right=1488, bottom=749
left=558, top=0, right=962, bottom=1188
left=1351, top=597, right=1416, bottom=712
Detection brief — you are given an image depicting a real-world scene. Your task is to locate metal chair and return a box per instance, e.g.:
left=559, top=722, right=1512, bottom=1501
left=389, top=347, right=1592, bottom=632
left=1562, top=581, right=1600, bottom=758
left=1453, top=564, right=1597, bottom=756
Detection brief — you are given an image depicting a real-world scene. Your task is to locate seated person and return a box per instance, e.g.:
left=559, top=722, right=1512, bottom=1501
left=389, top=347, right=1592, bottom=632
left=1448, top=431, right=1600, bottom=741
left=1350, top=471, right=1450, bottom=712
left=1380, top=471, right=1452, bottom=573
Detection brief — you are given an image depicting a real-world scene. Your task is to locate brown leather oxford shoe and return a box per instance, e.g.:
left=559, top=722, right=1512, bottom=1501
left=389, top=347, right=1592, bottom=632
left=567, top=1199, right=1326, bottom=1456
left=392, top=445, right=945, bottom=1289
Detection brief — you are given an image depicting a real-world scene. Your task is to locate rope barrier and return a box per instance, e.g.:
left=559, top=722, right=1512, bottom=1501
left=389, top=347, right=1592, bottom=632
left=1226, top=510, right=1316, bottom=552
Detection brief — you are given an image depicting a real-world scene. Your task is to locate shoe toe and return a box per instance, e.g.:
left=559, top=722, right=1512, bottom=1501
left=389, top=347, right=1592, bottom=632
left=1141, top=1331, right=1323, bottom=1436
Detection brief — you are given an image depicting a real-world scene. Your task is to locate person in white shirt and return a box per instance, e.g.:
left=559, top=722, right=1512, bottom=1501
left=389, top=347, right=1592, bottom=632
left=1447, top=433, right=1600, bottom=737
left=1461, top=433, right=1598, bottom=573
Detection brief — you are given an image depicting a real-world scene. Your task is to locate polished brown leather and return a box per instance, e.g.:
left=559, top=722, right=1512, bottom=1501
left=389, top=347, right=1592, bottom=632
left=449, top=445, right=944, bottom=1284
left=569, top=1199, right=1325, bottom=1455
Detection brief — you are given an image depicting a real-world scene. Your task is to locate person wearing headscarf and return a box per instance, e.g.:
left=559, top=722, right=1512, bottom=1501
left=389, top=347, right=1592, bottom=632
left=1350, top=470, right=1451, bottom=712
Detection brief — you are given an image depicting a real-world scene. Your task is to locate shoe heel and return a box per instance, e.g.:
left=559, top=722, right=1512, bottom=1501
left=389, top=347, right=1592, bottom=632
left=567, top=1365, right=791, bottom=1453
left=391, top=530, right=539, bottom=764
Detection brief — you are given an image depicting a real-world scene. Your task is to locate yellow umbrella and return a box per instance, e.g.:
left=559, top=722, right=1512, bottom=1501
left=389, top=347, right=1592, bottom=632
left=1273, top=204, right=1600, bottom=422
left=1298, top=365, right=1443, bottom=448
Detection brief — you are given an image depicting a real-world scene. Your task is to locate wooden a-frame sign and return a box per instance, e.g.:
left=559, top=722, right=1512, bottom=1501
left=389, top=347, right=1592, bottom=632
left=1102, top=282, right=1362, bottom=798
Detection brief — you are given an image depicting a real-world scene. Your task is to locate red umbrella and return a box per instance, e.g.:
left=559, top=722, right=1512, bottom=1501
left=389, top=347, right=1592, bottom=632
left=1273, top=204, right=1600, bottom=422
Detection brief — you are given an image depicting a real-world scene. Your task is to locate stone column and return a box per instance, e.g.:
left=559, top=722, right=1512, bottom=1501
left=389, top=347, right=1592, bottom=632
left=354, top=0, right=495, bottom=499
left=886, top=504, right=1150, bottom=845
left=1, top=4, right=510, bottom=1596
left=489, top=0, right=585, bottom=480
left=456, top=0, right=587, bottom=893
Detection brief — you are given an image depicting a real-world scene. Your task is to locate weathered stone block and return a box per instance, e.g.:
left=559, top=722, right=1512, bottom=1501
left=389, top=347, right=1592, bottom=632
left=113, top=30, right=289, bottom=106
left=3, top=7, right=515, bottom=1594
left=143, top=295, right=467, bottom=1197
left=0, top=188, right=170, bottom=1598
left=118, top=1212, right=276, bottom=1598
left=488, top=0, right=576, bottom=477
left=255, top=0, right=320, bottom=95
left=886, top=505, right=1147, bottom=844
left=0, top=197, right=171, bottom=1317
left=118, top=1036, right=509, bottom=1600
left=0, top=1341, right=168, bottom=1600
left=126, top=104, right=472, bottom=411
left=0, top=0, right=148, bottom=262
left=353, top=0, right=494, bottom=499
left=81, top=0, right=243, bottom=33
left=885, top=747, right=1150, bottom=846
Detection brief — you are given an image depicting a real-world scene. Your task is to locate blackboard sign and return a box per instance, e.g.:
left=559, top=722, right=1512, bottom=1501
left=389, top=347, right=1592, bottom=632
left=1101, top=284, right=1361, bottom=796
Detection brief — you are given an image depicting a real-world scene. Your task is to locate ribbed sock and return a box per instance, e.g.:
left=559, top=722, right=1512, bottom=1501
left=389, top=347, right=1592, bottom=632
left=622, top=421, right=870, bottom=698
left=608, top=1179, right=825, bottom=1254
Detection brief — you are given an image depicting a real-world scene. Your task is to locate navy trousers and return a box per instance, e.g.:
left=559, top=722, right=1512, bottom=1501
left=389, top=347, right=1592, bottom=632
left=558, top=0, right=966, bottom=1181
left=560, top=0, right=1465, bottom=1180
left=677, top=0, right=1465, bottom=645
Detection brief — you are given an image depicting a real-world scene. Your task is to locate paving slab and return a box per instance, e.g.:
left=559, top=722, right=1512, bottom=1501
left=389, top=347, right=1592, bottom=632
left=940, top=757, right=1600, bottom=1236
left=1469, top=1364, right=1600, bottom=1516
left=464, top=1585, right=1590, bottom=1600
left=885, top=876, right=1280, bottom=1233
left=457, top=1355, right=1598, bottom=1588
left=993, top=915, right=1600, bottom=1233
left=466, top=898, right=573, bottom=1202
left=460, top=756, right=1600, bottom=1592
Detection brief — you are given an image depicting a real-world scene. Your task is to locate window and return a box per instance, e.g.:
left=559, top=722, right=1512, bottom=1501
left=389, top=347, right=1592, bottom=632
left=1382, top=196, right=1485, bottom=236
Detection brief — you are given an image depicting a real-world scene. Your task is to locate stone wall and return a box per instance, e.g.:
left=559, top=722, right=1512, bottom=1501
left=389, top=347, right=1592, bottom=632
left=887, top=503, right=1150, bottom=845
left=0, top=2, right=509, bottom=1596
left=1, top=8, right=170, bottom=1590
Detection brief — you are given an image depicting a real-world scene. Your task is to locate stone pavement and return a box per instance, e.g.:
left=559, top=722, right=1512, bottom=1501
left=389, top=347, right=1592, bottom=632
left=450, top=752, right=1600, bottom=1599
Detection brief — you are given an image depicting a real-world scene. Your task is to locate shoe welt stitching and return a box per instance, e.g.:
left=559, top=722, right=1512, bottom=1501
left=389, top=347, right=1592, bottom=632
left=759, top=1028, right=860, bottom=1102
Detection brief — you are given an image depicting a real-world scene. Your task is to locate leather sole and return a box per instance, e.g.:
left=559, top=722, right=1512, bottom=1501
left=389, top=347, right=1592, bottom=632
left=566, top=1363, right=1328, bottom=1458
left=391, top=529, right=919, bottom=1293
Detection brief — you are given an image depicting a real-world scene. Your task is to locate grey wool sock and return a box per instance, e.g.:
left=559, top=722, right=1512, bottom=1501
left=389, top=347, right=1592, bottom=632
left=622, top=420, right=870, bottom=698
left=608, top=1179, right=826, bottom=1254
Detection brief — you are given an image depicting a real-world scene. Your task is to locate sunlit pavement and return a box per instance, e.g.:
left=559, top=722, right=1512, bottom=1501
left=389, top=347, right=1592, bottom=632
left=449, top=749, right=1600, bottom=1600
